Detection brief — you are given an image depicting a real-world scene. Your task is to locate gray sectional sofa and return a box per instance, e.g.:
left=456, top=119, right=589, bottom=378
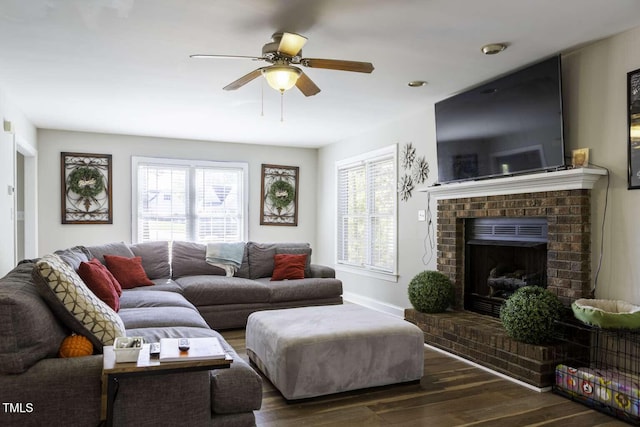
left=0, top=240, right=342, bottom=427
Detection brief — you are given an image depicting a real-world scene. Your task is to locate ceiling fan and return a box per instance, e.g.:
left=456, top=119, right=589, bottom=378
left=190, top=32, right=374, bottom=97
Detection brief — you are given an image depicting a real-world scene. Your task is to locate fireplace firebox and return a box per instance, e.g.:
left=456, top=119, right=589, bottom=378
left=465, top=217, right=548, bottom=316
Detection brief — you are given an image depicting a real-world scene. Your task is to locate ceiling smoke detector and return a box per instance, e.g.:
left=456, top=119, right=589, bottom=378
left=481, top=43, right=507, bottom=55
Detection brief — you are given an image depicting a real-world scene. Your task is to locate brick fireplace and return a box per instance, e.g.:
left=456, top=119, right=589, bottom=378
left=405, top=168, right=606, bottom=388
left=439, top=188, right=591, bottom=307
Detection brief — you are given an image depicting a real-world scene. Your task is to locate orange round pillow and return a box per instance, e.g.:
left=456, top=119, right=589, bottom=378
left=59, top=335, right=94, bottom=358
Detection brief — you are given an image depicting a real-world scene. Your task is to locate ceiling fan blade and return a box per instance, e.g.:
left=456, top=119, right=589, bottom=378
left=223, top=69, right=263, bottom=91
left=295, top=71, right=321, bottom=97
left=190, top=54, right=264, bottom=61
left=277, top=32, right=307, bottom=56
left=301, top=58, right=374, bottom=73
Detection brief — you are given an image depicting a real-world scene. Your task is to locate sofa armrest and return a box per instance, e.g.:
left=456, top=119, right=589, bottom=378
left=0, top=355, right=103, bottom=427
left=309, top=264, right=336, bottom=278
left=210, top=355, right=262, bottom=414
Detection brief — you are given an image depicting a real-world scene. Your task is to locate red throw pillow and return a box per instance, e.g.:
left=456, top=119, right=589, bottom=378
left=104, top=255, right=155, bottom=289
left=89, top=258, right=123, bottom=296
left=271, top=254, right=307, bottom=281
left=78, top=261, right=120, bottom=312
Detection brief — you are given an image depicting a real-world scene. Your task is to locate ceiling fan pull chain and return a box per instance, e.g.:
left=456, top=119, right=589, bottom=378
left=280, top=91, right=285, bottom=122
left=261, top=80, right=264, bottom=117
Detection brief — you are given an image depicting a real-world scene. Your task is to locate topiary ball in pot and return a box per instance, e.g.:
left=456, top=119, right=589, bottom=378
left=499, top=286, right=564, bottom=345
left=408, top=271, right=454, bottom=313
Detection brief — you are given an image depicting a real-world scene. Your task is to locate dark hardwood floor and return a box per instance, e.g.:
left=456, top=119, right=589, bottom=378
left=221, top=329, right=628, bottom=427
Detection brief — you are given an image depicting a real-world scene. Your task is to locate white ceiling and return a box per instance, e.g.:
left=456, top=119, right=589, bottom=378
left=1, top=0, right=640, bottom=148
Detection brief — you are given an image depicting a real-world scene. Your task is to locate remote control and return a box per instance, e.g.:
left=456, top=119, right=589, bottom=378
left=149, top=342, right=160, bottom=357
left=178, top=338, right=190, bottom=352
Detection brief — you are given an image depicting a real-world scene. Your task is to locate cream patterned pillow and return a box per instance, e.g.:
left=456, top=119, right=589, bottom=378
left=33, top=253, right=126, bottom=351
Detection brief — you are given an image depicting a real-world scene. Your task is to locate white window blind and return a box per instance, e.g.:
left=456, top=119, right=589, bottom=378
left=132, top=157, right=248, bottom=243
left=337, top=146, right=397, bottom=274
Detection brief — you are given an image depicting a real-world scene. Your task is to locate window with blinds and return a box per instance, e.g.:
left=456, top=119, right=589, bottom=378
left=132, top=157, right=248, bottom=243
left=336, top=145, right=397, bottom=274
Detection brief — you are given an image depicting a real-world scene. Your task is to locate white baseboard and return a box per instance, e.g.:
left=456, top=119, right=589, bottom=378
left=342, top=292, right=406, bottom=318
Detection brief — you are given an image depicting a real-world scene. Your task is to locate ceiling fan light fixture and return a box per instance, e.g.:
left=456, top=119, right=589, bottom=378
left=276, top=32, right=307, bottom=57
left=262, top=66, right=302, bottom=92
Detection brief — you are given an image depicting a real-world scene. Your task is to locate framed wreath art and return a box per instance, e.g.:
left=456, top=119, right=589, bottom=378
left=61, top=152, right=112, bottom=224
left=260, top=164, right=299, bottom=226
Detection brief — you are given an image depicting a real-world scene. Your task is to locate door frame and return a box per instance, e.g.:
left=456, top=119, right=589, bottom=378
left=16, top=136, right=37, bottom=259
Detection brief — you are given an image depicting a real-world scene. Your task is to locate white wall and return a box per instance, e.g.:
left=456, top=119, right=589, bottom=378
left=318, top=25, right=640, bottom=311
left=562, top=26, right=640, bottom=303
left=317, top=109, right=439, bottom=315
left=37, top=130, right=317, bottom=255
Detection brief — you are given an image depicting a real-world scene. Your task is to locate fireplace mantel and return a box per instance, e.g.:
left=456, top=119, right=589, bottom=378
left=419, top=167, right=606, bottom=200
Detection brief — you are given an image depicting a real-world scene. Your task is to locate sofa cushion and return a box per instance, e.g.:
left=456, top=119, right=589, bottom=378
left=256, top=277, right=344, bottom=303
left=0, top=262, right=68, bottom=374
left=235, top=244, right=250, bottom=278
left=125, top=278, right=183, bottom=293
left=54, top=246, right=91, bottom=271
left=276, top=247, right=312, bottom=277
left=94, top=258, right=122, bottom=296
left=247, top=242, right=310, bottom=279
left=176, top=276, right=270, bottom=305
left=87, top=258, right=122, bottom=296
left=118, top=306, right=210, bottom=330
left=271, top=254, right=307, bottom=281
left=247, top=243, right=276, bottom=279
left=124, top=326, right=220, bottom=343
left=171, top=241, right=226, bottom=278
left=130, top=241, right=171, bottom=280
left=85, top=241, right=135, bottom=264
left=104, top=255, right=155, bottom=289
left=33, top=253, right=126, bottom=350
left=77, top=260, right=120, bottom=311
left=119, top=290, right=196, bottom=310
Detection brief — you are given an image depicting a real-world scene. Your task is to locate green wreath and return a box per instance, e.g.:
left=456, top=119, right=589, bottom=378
left=68, top=167, right=105, bottom=198
left=268, top=179, right=295, bottom=209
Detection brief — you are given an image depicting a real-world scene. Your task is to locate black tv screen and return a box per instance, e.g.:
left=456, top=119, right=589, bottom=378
left=435, top=56, right=565, bottom=183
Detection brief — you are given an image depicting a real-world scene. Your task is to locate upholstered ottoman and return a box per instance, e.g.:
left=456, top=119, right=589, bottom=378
left=245, top=304, right=424, bottom=400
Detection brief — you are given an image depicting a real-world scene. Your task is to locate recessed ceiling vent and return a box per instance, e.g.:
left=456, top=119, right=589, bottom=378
left=467, top=217, right=547, bottom=246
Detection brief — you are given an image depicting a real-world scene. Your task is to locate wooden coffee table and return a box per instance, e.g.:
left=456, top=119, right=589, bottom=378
left=101, top=343, right=232, bottom=427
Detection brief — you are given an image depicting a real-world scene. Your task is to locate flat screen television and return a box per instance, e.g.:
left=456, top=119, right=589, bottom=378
left=435, top=55, right=565, bottom=184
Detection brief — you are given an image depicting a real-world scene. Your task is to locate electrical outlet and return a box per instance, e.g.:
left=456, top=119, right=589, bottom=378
left=418, top=210, right=426, bottom=222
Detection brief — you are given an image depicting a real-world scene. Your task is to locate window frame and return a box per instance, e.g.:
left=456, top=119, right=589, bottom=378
left=131, top=156, right=249, bottom=243
left=335, top=145, right=398, bottom=281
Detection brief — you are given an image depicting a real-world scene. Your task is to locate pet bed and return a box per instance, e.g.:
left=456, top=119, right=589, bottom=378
left=572, top=299, right=640, bottom=329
